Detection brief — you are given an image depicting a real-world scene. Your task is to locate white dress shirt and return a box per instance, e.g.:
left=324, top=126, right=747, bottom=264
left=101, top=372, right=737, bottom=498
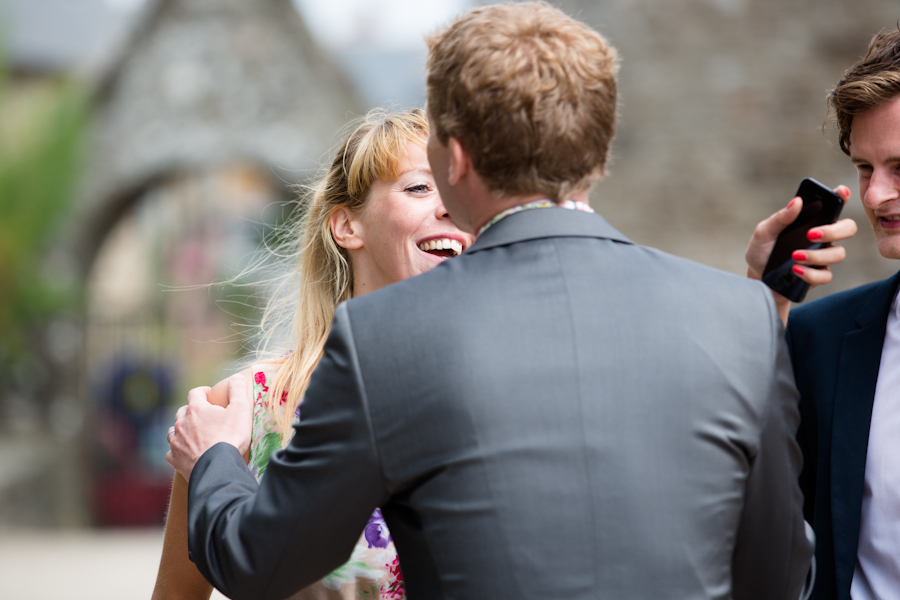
left=851, top=288, right=900, bottom=599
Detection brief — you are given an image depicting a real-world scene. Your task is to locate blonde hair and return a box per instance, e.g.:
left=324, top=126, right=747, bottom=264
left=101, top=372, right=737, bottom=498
left=425, top=1, right=618, bottom=202
left=257, top=108, right=429, bottom=441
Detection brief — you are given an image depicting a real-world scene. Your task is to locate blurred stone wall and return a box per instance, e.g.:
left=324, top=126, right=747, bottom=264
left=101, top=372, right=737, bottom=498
left=551, top=0, right=899, bottom=300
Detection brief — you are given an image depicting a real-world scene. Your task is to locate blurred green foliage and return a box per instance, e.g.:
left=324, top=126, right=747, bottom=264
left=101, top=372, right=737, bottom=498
left=0, top=59, right=90, bottom=362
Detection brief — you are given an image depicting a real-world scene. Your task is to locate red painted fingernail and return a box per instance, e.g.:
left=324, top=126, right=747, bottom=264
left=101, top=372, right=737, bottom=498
left=808, top=230, right=823, bottom=240
left=787, top=197, right=799, bottom=209
left=793, top=265, right=806, bottom=276
left=793, top=251, right=807, bottom=261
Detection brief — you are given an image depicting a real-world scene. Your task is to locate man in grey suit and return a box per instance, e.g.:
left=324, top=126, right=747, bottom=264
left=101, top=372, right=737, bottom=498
left=167, top=3, right=812, bottom=599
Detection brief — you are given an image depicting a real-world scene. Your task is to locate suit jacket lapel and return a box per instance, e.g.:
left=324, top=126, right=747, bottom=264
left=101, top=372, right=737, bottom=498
left=831, top=271, right=900, bottom=597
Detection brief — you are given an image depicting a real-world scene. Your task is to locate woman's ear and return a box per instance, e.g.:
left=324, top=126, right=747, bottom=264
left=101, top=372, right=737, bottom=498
left=330, top=207, right=364, bottom=250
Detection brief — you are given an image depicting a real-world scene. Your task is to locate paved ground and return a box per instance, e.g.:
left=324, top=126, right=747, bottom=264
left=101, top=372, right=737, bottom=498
left=0, top=529, right=228, bottom=599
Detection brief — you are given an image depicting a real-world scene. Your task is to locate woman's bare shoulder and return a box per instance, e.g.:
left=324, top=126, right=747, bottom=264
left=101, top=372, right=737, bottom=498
left=206, top=368, right=254, bottom=408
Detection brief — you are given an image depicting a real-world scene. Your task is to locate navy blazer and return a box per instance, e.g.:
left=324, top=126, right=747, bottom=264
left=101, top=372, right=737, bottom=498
left=787, top=270, right=900, bottom=600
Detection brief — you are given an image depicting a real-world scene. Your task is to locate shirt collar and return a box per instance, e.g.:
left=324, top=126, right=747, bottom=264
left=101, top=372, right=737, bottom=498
left=477, top=199, right=595, bottom=238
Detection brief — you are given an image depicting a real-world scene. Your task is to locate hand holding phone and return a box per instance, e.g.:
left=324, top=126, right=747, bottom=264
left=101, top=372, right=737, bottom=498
left=762, top=178, right=845, bottom=303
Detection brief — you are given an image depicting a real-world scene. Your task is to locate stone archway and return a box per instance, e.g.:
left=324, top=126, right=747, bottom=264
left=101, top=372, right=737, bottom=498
left=84, top=162, right=290, bottom=525
left=53, top=0, right=362, bottom=526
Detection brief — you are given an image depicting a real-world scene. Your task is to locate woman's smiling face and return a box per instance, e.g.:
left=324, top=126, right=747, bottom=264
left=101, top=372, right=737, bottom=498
left=340, top=140, right=474, bottom=296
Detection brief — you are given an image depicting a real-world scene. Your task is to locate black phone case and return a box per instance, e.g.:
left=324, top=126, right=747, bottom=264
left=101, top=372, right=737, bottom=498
left=762, top=178, right=844, bottom=303
left=762, top=253, right=823, bottom=303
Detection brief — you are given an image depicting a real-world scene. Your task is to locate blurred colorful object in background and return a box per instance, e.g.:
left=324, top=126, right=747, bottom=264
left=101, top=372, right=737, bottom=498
left=84, top=165, right=284, bottom=526
left=92, top=359, right=173, bottom=526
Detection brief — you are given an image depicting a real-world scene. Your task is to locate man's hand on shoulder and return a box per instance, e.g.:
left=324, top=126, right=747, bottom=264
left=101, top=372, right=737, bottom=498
left=166, top=374, right=253, bottom=481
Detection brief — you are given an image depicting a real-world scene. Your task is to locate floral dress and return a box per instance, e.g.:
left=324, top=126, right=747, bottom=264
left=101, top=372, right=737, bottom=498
left=248, top=365, right=405, bottom=600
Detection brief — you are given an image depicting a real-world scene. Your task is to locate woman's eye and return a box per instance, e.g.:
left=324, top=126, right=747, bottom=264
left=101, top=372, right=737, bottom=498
left=405, top=183, right=432, bottom=194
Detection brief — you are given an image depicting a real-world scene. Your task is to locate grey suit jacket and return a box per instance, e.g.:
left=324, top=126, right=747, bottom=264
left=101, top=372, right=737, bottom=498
left=188, top=207, right=812, bottom=600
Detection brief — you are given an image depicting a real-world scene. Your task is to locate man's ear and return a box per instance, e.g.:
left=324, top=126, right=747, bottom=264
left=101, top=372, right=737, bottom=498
left=330, top=207, right=364, bottom=250
left=448, top=137, right=470, bottom=185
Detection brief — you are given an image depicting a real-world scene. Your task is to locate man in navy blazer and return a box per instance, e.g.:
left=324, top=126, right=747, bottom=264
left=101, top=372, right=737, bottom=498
left=789, top=272, right=900, bottom=600
left=747, top=28, right=900, bottom=600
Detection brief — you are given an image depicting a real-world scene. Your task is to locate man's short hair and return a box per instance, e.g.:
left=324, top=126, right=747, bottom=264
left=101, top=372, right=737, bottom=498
left=425, top=1, right=618, bottom=202
left=829, top=27, right=900, bottom=155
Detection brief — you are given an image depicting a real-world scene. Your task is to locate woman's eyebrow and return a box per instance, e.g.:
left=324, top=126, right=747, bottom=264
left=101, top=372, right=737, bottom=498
left=399, top=167, right=433, bottom=176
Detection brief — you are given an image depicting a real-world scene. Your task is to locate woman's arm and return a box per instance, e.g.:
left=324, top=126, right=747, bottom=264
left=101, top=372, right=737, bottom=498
left=745, top=186, right=856, bottom=327
left=152, top=371, right=252, bottom=600
left=151, top=472, right=214, bottom=600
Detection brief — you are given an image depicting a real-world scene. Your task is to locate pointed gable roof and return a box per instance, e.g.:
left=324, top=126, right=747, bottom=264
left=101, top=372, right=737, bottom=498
left=72, top=0, right=363, bottom=274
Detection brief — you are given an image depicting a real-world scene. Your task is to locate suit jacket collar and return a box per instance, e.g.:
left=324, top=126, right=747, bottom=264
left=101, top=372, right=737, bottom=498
left=831, top=269, right=900, bottom=597
left=467, top=206, right=632, bottom=253
left=855, top=270, right=900, bottom=328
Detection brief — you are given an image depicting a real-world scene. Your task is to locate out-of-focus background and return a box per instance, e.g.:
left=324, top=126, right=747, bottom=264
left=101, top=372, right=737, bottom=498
left=0, top=0, right=897, bottom=597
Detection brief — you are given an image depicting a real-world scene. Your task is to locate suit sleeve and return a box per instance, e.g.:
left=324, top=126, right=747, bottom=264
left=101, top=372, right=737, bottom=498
left=187, top=303, right=389, bottom=600
left=731, top=292, right=814, bottom=600
left=786, top=321, right=818, bottom=526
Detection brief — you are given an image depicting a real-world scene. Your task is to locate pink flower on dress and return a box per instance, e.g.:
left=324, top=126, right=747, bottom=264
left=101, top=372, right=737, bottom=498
left=254, top=371, right=270, bottom=404
left=381, top=555, right=405, bottom=599
left=279, top=390, right=288, bottom=406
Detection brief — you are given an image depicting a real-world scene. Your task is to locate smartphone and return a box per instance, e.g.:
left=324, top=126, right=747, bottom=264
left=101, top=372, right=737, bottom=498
left=762, top=178, right=844, bottom=303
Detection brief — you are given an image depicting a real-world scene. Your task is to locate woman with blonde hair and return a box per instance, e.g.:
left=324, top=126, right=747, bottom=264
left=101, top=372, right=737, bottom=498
left=152, top=108, right=473, bottom=600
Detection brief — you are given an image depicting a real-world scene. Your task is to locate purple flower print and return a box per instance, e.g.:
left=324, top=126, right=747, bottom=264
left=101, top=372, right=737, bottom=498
left=364, top=508, right=391, bottom=549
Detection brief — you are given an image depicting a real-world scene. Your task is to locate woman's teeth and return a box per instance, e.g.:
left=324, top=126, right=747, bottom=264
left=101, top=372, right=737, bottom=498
left=418, top=238, right=463, bottom=256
